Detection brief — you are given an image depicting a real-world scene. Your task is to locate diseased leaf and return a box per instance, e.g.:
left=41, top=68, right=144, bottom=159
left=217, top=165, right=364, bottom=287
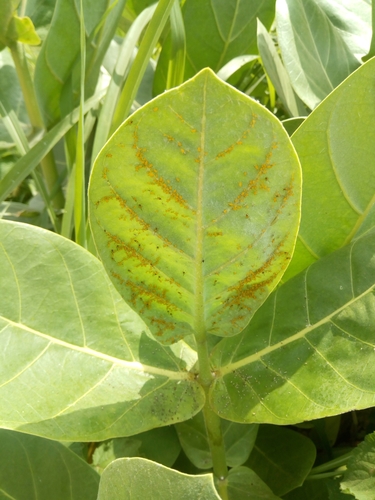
left=97, top=457, right=221, bottom=500
left=227, top=466, right=281, bottom=500
left=210, top=229, right=375, bottom=425
left=0, top=429, right=99, bottom=500
left=341, top=432, right=375, bottom=500
left=285, top=57, right=375, bottom=281
left=0, top=220, right=204, bottom=441
left=276, top=0, right=362, bottom=109
left=153, top=0, right=276, bottom=95
left=246, top=425, right=316, bottom=496
left=175, top=411, right=258, bottom=469
left=89, top=68, right=301, bottom=344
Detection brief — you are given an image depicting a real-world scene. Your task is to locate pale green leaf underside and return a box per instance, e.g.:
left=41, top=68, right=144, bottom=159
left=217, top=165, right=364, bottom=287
left=97, top=457, right=221, bottom=500
left=276, top=0, right=361, bottom=109
left=285, top=56, right=375, bottom=281
left=210, top=230, right=375, bottom=425
left=0, top=429, right=99, bottom=500
left=0, top=220, right=204, bottom=441
left=89, top=68, right=301, bottom=344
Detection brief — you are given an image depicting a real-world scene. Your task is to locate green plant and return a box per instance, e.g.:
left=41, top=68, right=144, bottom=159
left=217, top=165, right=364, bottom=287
left=2, top=1, right=375, bottom=499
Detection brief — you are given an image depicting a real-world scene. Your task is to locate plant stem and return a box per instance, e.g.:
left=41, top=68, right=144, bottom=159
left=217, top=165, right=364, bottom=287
left=9, top=41, right=65, bottom=212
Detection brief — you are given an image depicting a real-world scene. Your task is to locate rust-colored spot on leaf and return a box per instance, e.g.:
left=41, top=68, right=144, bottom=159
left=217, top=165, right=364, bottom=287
left=106, top=153, right=112, bottom=158
left=207, top=231, right=223, bottom=237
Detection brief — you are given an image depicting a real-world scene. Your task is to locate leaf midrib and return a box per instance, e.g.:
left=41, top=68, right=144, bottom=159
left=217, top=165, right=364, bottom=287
left=1, top=316, right=191, bottom=381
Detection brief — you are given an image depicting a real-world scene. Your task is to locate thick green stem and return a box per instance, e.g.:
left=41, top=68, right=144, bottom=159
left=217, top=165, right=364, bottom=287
left=9, top=42, right=65, bottom=211
left=194, top=71, right=228, bottom=499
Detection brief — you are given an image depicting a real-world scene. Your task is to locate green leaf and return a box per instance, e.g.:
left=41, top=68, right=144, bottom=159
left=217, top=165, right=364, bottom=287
left=285, top=57, right=375, bottom=281
left=256, top=19, right=306, bottom=117
left=97, top=457, right=221, bottom=499
left=0, top=429, right=99, bottom=499
left=0, top=220, right=204, bottom=440
left=0, top=50, right=31, bottom=147
left=341, top=432, right=375, bottom=500
left=175, top=411, right=258, bottom=469
left=34, top=0, right=126, bottom=126
left=7, top=15, right=41, bottom=45
left=227, top=466, right=281, bottom=500
left=210, top=229, right=375, bottom=425
left=276, top=0, right=362, bottom=109
left=92, top=426, right=181, bottom=473
left=153, top=0, right=276, bottom=95
left=246, top=425, right=316, bottom=496
left=89, top=68, right=301, bottom=344
left=0, top=89, right=105, bottom=204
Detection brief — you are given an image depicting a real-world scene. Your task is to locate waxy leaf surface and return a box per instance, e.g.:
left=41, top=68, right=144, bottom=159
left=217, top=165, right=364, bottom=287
left=0, top=220, right=204, bottom=441
left=276, top=0, right=362, bottom=109
left=285, top=57, right=375, bottom=281
left=97, top=457, right=221, bottom=500
left=210, top=230, right=375, bottom=425
left=89, top=68, right=301, bottom=344
left=0, top=429, right=99, bottom=500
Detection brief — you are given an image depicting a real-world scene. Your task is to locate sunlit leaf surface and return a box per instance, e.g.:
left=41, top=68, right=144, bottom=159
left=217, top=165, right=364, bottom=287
left=97, top=457, right=221, bottom=500
left=285, top=57, right=375, bottom=281
left=210, top=230, right=375, bottom=424
left=0, top=220, right=204, bottom=440
left=89, top=68, right=301, bottom=344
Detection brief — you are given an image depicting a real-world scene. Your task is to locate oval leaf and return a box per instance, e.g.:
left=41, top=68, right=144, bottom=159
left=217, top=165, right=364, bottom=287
left=285, top=56, right=375, bottom=281
left=97, top=457, right=221, bottom=500
left=89, top=68, right=301, bottom=344
left=210, top=229, right=375, bottom=424
left=0, top=220, right=204, bottom=441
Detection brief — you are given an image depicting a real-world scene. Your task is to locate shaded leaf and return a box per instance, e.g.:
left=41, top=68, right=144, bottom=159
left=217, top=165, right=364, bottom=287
left=227, top=466, right=281, bottom=499
left=92, top=426, right=181, bottom=473
left=276, top=0, right=361, bottom=109
left=89, top=68, right=301, bottom=344
left=246, top=425, right=316, bottom=496
left=0, top=429, right=99, bottom=499
left=210, top=229, right=375, bottom=425
left=97, top=457, right=221, bottom=499
left=34, top=0, right=126, bottom=125
left=153, top=0, right=276, bottom=95
left=176, top=411, right=258, bottom=469
left=0, top=220, right=204, bottom=440
left=285, top=57, right=375, bottom=281
left=341, top=432, right=375, bottom=500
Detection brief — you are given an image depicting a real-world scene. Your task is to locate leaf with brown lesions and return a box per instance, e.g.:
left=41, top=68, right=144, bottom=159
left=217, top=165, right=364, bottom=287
left=89, top=68, right=301, bottom=344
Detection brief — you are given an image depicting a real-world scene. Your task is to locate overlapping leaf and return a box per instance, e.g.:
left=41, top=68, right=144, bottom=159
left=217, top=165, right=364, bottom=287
left=89, top=68, right=301, bottom=344
left=276, top=0, right=365, bottom=109
left=0, top=429, right=99, bottom=500
left=285, top=56, right=375, bottom=281
left=0, top=220, right=204, bottom=440
left=210, top=229, right=375, bottom=425
left=97, top=457, right=221, bottom=500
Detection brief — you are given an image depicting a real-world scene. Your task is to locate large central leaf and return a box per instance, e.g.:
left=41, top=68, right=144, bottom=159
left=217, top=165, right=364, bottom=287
left=89, top=68, right=301, bottom=344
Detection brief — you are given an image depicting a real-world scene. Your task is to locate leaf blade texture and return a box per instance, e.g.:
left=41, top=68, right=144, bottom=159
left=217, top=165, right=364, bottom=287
left=0, top=220, right=204, bottom=441
left=89, top=68, right=301, bottom=344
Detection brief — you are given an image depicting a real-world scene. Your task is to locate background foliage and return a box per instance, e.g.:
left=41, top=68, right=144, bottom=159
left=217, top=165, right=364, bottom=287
left=1, top=0, right=375, bottom=499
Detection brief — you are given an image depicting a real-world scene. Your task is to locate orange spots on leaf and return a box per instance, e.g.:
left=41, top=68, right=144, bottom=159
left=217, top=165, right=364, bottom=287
left=153, top=107, right=158, bottom=112
left=106, top=153, right=112, bottom=158
left=207, top=231, right=223, bottom=237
